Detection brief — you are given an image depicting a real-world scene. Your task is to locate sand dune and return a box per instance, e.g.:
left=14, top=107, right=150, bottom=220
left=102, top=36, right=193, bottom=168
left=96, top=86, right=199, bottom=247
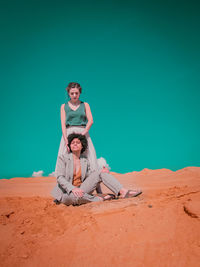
left=0, top=167, right=200, bottom=267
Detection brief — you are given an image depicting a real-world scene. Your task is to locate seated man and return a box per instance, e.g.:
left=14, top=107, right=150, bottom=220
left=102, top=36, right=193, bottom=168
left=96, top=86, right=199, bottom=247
left=51, top=134, right=142, bottom=206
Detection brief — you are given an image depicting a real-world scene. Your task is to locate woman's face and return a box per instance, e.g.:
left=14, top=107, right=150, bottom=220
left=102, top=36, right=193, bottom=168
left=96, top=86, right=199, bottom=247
left=70, top=138, right=83, bottom=153
left=68, top=88, right=80, bottom=102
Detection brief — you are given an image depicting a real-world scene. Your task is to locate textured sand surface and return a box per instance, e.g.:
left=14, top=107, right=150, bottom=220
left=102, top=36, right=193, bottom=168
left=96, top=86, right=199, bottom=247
left=0, top=167, right=200, bottom=267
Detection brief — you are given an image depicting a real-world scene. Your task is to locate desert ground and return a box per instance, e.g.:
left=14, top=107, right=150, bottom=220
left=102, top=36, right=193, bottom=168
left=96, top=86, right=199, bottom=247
left=0, top=167, right=200, bottom=267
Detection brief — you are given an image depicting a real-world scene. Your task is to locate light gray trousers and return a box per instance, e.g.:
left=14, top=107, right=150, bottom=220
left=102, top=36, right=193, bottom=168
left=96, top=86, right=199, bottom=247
left=61, top=171, right=123, bottom=206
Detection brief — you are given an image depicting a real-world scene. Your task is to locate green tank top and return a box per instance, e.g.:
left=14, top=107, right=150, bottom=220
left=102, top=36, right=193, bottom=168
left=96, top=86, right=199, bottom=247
left=65, top=101, right=88, bottom=126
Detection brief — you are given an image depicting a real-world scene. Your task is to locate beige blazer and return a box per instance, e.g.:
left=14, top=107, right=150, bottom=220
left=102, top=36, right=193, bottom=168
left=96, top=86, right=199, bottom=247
left=51, top=153, right=92, bottom=201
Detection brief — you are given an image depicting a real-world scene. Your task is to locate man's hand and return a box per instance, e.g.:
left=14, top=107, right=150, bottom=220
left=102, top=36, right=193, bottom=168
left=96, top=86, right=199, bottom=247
left=72, top=188, right=84, bottom=198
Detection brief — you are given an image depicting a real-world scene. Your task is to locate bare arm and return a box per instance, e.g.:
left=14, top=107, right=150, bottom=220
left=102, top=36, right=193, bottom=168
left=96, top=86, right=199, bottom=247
left=82, top=102, right=94, bottom=135
left=60, top=104, right=69, bottom=148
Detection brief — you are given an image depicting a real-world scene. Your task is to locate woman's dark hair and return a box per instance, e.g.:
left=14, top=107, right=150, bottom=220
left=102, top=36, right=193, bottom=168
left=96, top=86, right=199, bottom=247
left=66, top=82, right=82, bottom=94
left=68, top=133, right=88, bottom=153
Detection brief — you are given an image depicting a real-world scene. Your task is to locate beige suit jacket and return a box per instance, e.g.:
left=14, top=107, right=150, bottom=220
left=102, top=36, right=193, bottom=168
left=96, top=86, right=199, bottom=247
left=51, top=153, right=93, bottom=201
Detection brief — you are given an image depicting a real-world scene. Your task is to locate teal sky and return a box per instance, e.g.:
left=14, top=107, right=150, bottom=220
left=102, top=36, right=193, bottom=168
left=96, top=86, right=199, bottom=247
left=1, top=0, right=200, bottom=178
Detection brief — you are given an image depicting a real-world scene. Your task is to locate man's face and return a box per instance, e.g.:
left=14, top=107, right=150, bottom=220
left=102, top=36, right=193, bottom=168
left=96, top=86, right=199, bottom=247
left=70, top=138, right=83, bottom=153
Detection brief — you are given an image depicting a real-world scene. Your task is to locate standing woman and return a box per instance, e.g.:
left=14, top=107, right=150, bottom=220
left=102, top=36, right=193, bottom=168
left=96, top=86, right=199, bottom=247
left=55, top=82, right=99, bottom=176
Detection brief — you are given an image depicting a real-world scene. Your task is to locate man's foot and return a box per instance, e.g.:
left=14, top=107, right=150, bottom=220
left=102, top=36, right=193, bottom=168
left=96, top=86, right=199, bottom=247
left=98, top=194, right=116, bottom=201
left=119, top=189, right=142, bottom=199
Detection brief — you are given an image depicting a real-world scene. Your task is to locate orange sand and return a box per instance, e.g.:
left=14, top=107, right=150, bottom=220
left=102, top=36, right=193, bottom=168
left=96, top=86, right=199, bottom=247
left=0, top=167, right=200, bottom=267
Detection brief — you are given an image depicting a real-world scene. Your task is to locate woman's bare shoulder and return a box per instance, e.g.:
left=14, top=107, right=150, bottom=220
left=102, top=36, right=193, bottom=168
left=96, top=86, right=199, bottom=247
left=84, top=102, right=90, bottom=107
left=60, top=103, right=66, bottom=110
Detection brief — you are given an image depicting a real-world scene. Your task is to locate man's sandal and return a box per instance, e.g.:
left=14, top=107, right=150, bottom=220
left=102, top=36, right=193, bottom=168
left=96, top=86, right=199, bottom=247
left=98, top=193, right=116, bottom=201
left=120, top=190, right=142, bottom=199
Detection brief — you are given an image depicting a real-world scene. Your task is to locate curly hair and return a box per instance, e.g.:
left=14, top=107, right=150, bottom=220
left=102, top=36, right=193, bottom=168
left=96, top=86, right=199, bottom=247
left=66, top=82, right=82, bottom=94
left=67, top=133, right=88, bottom=153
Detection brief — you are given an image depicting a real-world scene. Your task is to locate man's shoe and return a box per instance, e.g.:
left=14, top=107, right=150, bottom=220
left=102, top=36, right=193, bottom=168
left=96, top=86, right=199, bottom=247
left=53, top=199, right=61, bottom=205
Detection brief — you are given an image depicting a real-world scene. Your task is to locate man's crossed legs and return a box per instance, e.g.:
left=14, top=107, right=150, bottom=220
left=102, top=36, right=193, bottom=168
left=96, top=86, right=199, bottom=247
left=61, top=171, right=123, bottom=206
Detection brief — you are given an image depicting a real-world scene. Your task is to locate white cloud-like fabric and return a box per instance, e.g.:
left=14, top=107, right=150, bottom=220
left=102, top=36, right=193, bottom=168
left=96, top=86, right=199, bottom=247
left=48, top=171, right=56, bottom=177
left=32, top=170, right=44, bottom=177
left=97, top=157, right=111, bottom=170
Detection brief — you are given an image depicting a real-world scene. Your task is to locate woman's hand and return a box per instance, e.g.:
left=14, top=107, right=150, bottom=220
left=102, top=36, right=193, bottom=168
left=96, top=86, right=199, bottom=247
left=65, top=140, right=70, bottom=153
left=72, top=188, right=84, bottom=198
left=81, top=130, right=88, bottom=136
left=83, top=102, right=93, bottom=134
